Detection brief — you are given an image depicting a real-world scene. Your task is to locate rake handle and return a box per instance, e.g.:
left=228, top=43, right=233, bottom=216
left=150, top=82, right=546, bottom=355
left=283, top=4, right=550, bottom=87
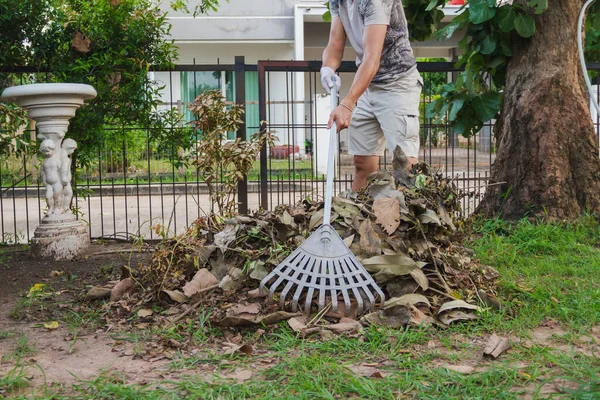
left=322, top=77, right=338, bottom=227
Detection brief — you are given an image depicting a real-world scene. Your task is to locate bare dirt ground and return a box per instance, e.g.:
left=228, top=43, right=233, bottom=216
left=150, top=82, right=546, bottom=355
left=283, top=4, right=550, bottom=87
left=0, top=242, right=176, bottom=394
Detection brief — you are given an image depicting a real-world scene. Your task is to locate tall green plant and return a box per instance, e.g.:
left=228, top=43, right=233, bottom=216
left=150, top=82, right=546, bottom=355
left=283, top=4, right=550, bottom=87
left=188, top=91, right=275, bottom=216
left=0, top=0, right=222, bottom=165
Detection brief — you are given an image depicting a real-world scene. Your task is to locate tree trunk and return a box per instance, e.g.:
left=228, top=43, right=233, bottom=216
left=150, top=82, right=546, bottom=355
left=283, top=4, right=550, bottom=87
left=478, top=0, right=600, bottom=220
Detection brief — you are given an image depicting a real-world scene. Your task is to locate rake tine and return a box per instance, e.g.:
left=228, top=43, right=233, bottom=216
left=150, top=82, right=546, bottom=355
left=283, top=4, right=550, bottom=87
left=359, top=270, right=377, bottom=308
left=279, top=254, right=311, bottom=308
left=291, top=261, right=314, bottom=312
left=341, top=285, right=352, bottom=315
left=261, top=252, right=299, bottom=295
left=340, top=259, right=364, bottom=315
left=302, top=259, right=319, bottom=312
left=318, top=261, right=327, bottom=311
left=304, top=286, right=316, bottom=314
left=329, top=259, right=341, bottom=312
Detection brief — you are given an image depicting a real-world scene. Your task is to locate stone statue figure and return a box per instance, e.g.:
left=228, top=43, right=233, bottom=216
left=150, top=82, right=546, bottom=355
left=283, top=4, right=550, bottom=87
left=39, top=139, right=64, bottom=216
left=60, top=138, right=77, bottom=213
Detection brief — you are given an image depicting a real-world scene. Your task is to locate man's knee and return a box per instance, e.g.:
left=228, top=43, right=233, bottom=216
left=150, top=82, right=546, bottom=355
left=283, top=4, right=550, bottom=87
left=354, top=155, right=378, bottom=174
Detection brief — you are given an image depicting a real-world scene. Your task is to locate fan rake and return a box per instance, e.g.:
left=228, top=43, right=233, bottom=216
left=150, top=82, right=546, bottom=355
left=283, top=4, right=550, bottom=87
left=260, top=79, right=385, bottom=315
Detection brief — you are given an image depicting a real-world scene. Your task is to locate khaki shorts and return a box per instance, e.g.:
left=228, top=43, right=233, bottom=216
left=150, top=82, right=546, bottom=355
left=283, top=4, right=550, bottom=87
left=348, top=67, right=423, bottom=158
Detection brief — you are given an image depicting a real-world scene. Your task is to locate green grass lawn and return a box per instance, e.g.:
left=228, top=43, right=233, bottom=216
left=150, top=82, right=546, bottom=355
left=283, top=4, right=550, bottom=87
left=2, top=216, right=599, bottom=399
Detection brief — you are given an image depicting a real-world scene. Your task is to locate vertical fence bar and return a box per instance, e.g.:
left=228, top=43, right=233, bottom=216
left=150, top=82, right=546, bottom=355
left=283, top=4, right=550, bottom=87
left=258, top=62, right=269, bottom=210
left=123, top=129, right=129, bottom=239
left=98, top=146, right=104, bottom=238
left=235, top=56, right=248, bottom=214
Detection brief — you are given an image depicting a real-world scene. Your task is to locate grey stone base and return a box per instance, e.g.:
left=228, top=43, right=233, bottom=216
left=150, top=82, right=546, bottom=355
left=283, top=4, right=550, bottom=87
left=31, top=218, right=90, bottom=260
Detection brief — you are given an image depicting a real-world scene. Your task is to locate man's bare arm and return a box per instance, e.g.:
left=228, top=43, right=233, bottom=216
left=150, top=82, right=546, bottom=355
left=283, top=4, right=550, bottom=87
left=341, top=24, right=387, bottom=109
left=322, top=17, right=347, bottom=70
left=328, top=24, right=387, bottom=130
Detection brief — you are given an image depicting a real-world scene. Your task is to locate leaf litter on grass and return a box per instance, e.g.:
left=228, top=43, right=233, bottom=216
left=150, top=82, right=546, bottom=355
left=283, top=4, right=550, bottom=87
left=92, top=147, right=501, bottom=346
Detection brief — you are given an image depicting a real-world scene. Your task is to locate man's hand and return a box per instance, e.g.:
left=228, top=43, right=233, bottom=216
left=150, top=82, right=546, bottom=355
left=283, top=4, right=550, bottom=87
left=320, top=67, right=341, bottom=95
left=327, top=104, right=352, bottom=132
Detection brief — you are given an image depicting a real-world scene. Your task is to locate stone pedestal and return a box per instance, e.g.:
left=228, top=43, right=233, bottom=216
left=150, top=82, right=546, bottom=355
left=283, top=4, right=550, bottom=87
left=1, top=83, right=96, bottom=260
left=31, top=214, right=89, bottom=260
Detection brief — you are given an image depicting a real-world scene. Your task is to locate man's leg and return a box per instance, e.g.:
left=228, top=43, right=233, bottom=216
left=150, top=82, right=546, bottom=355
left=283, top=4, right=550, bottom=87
left=352, top=155, right=379, bottom=191
left=347, top=91, right=386, bottom=192
left=370, top=68, right=423, bottom=170
left=407, top=157, right=418, bottom=170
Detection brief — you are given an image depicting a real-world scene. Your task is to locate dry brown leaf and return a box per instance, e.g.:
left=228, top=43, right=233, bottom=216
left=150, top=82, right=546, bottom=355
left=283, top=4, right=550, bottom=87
left=343, top=234, right=355, bottom=248
left=225, top=369, right=253, bottom=383
left=309, top=209, right=324, bottom=230
left=110, top=278, right=134, bottom=302
left=409, top=305, right=435, bottom=327
left=110, top=0, right=121, bottom=5
left=72, top=32, right=91, bottom=53
left=438, top=300, right=480, bottom=314
left=384, top=294, right=431, bottom=309
left=418, top=209, right=441, bottom=225
left=137, top=308, right=153, bottom=318
left=228, top=303, right=261, bottom=319
left=483, top=334, right=510, bottom=359
left=288, top=316, right=307, bottom=332
left=348, top=364, right=387, bottom=378
left=223, top=343, right=254, bottom=356
left=373, top=197, right=401, bottom=235
left=87, top=286, right=111, bottom=299
left=163, top=290, right=188, bottom=303
left=445, top=365, right=475, bottom=374
left=359, top=219, right=382, bottom=257
left=183, top=268, right=218, bottom=298
left=247, top=288, right=267, bottom=299
left=409, top=268, right=429, bottom=291
left=327, top=317, right=363, bottom=334
left=438, top=310, right=478, bottom=325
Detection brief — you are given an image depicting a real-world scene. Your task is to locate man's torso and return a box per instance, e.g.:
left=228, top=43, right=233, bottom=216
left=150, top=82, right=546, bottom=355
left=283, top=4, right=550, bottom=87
left=330, top=0, right=416, bottom=83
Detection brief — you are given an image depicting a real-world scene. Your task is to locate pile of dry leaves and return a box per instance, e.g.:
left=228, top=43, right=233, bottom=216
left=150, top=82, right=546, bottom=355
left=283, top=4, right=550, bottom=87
left=90, top=153, right=500, bottom=335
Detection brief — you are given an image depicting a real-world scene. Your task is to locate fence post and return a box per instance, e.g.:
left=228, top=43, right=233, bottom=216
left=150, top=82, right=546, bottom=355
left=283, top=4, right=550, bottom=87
left=258, top=62, right=269, bottom=210
left=235, top=56, right=248, bottom=214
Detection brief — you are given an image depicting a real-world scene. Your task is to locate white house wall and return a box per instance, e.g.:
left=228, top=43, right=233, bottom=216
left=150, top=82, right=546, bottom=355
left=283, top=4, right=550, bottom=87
left=175, top=43, right=294, bottom=64
left=161, top=0, right=304, bottom=43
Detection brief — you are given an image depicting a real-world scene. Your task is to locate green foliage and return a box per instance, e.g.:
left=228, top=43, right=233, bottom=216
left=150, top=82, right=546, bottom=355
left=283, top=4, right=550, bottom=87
left=188, top=91, right=275, bottom=216
left=586, top=2, right=600, bottom=65
left=404, top=0, right=446, bottom=41
left=0, top=0, right=50, bottom=69
left=169, top=0, right=224, bottom=17
left=322, top=0, right=445, bottom=42
left=425, top=0, right=548, bottom=137
left=0, top=103, right=29, bottom=156
left=323, top=0, right=599, bottom=138
left=0, top=0, right=206, bottom=167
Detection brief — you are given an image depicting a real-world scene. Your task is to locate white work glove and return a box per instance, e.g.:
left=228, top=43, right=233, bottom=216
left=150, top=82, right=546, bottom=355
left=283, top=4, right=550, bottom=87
left=320, top=66, right=341, bottom=95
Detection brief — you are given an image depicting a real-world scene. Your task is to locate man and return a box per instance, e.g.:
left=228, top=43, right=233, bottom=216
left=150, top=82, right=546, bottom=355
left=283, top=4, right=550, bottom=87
left=321, top=0, right=423, bottom=192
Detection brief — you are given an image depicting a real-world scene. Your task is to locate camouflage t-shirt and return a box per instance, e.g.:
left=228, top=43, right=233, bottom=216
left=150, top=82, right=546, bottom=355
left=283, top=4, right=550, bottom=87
left=330, top=0, right=416, bottom=83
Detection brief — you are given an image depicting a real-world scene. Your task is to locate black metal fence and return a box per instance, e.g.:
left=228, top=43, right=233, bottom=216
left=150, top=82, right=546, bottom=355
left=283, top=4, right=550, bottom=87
left=1, top=59, right=599, bottom=243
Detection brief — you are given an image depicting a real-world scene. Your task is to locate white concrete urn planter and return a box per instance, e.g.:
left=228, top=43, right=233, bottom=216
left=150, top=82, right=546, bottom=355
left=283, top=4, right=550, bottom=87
left=1, top=83, right=97, bottom=260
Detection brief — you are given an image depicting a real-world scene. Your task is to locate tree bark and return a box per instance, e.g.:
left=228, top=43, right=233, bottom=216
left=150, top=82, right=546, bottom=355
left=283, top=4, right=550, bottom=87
left=478, top=0, right=600, bottom=220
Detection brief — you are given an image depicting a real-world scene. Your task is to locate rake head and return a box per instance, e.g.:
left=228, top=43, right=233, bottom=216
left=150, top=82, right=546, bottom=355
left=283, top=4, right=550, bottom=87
left=259, top=225, right=385, bottom=316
